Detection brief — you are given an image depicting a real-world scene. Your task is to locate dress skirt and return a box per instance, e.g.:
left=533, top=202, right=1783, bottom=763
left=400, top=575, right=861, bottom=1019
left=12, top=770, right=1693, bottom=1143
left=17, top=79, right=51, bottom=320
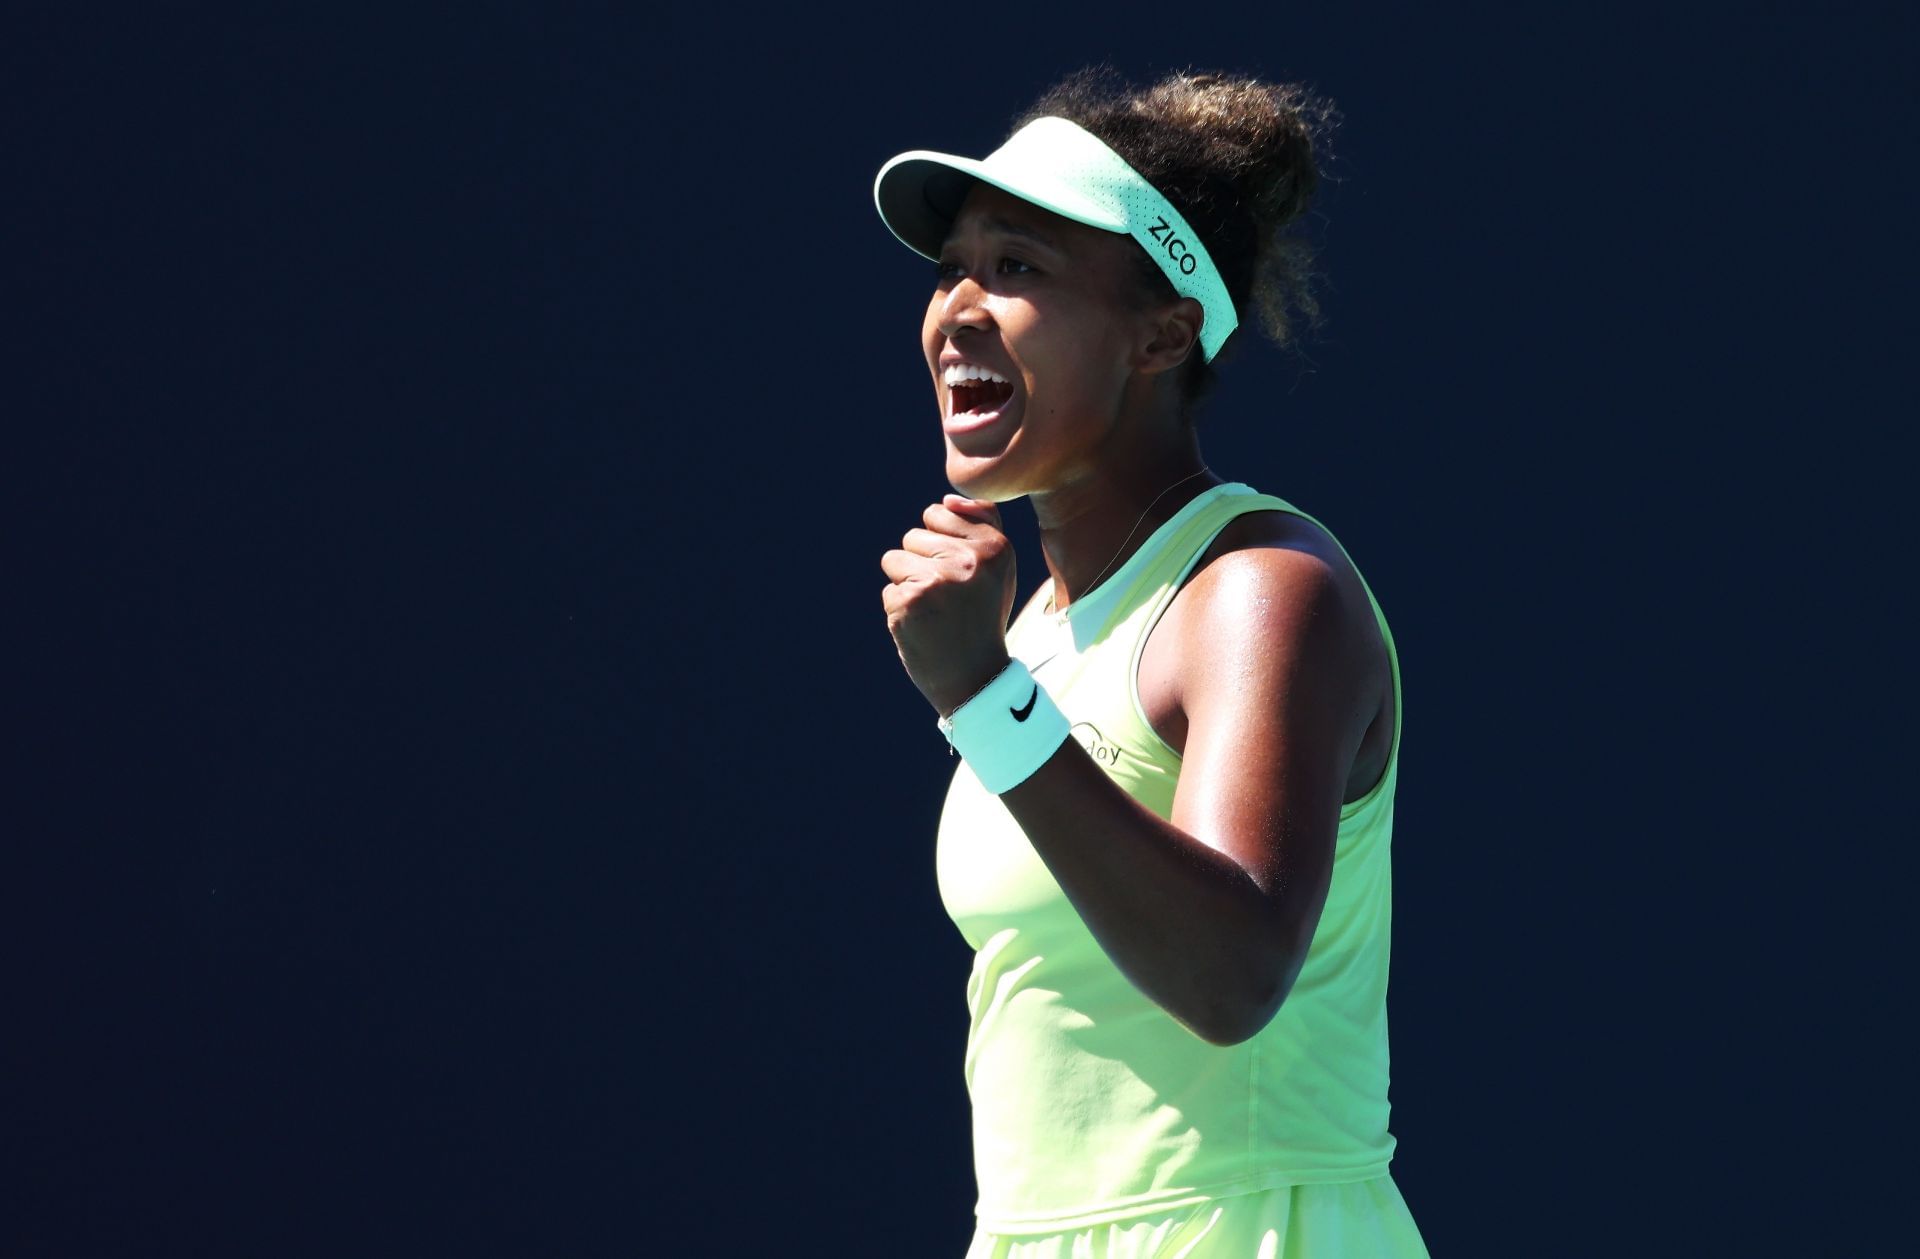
left=962, top=1178, right=1429, bottom=1259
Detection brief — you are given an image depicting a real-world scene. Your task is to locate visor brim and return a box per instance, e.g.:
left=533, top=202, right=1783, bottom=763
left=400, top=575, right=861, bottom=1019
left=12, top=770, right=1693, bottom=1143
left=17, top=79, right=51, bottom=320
left=873, top=149, right=1128, bottom=261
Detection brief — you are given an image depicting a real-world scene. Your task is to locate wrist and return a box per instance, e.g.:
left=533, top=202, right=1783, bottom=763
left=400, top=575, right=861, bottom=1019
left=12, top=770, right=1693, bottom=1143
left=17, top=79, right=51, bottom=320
left=931, top=654, right=1014, bottom=720
left=936, top=659, right=1070, bottom=794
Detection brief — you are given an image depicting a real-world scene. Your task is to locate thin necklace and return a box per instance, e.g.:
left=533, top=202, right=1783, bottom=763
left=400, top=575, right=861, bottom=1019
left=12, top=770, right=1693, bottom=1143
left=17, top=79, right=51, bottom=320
left=1045, top=467, right=1215, bottom=618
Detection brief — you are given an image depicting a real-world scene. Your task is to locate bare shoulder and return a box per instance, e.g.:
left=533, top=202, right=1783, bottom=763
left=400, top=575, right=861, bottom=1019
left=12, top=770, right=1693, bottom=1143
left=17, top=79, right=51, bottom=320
left=1174, top=509, right=1382, bottom=679
left=1139, top=509, right=1393, bottom=794
left=1182, top=509, right=1372, bottom=617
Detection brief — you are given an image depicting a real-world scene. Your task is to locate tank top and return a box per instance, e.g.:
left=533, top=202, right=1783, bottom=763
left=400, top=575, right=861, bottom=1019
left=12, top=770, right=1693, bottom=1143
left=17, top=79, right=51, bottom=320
left=934, top=481, right=1405, bottom=1234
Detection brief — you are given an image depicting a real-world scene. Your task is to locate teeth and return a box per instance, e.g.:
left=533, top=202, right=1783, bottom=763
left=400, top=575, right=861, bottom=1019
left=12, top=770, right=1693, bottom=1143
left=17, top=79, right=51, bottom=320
left=943, top=363, right=1010, bottom=387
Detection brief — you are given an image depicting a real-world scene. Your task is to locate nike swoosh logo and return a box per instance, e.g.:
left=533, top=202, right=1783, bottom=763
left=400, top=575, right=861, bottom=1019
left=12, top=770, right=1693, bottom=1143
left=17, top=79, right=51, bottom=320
left=1010, top=685, right=1038, bottom=722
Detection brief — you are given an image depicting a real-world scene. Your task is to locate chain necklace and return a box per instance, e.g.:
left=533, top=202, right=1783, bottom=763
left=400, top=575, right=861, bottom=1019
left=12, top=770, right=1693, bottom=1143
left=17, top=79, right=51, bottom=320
left=1044, top=467, right=1215, bottom=618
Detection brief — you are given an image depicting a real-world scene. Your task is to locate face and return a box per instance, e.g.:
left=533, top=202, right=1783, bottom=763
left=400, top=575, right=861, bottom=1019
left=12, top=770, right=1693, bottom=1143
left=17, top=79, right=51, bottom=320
left=921, top=183, right=1160, bottom=501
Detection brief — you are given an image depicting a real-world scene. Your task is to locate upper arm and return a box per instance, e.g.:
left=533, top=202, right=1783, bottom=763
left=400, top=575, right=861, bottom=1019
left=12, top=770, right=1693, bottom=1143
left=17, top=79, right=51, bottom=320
left=1167, top=536, right=1384, bottom=960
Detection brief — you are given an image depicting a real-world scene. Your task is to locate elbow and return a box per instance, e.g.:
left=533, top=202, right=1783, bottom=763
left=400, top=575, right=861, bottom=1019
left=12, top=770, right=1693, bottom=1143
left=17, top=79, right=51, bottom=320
left=1185, top=974, right=1294, bottom=1048
left=1163, top=918, right=1312, bottom=1046
left=1191, top=1002, right=1281, bottom=1048
left=1189, top=916, right=1317, bottom=1045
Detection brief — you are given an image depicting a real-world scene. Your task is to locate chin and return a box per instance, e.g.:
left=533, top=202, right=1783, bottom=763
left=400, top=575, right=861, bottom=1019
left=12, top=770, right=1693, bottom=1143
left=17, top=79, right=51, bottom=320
left=944, top=456, right=1028, bottom=504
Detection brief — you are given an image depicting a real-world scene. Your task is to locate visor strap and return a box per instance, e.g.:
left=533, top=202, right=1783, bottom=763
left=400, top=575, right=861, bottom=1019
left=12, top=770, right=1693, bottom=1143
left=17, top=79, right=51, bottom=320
left=1005, top=117, right=1239, bottom=360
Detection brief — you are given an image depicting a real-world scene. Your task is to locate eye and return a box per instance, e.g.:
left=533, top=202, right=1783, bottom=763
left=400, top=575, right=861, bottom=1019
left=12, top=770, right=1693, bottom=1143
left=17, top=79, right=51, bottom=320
left=934, top=256, right=1036, bottom=282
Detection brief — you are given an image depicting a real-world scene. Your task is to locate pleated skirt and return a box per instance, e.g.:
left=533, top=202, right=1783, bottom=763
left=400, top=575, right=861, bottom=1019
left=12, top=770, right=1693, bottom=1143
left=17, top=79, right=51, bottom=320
left=962, top=1177, right=1428, bottom=1259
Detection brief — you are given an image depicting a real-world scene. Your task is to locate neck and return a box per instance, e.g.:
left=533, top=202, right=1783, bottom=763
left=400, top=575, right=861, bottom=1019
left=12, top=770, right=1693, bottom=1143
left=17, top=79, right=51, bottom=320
left=1031, top=424, right=1219, bottom=614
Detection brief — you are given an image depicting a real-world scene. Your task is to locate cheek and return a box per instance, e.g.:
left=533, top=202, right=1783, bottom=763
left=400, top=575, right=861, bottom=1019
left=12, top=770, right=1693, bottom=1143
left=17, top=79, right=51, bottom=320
left=920, top=301, right=945, bottom=356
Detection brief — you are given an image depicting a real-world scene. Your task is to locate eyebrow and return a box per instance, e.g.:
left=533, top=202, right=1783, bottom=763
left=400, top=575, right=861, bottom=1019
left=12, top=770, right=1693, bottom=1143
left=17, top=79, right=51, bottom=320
left=944, top=213, right=1065, bottom=254
left=985, top=214, right=1061, bottom=247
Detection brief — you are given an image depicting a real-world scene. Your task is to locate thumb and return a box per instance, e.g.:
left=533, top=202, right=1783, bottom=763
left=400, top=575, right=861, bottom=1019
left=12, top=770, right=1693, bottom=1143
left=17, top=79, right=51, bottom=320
left=944, top=493, right=1003, bottom=528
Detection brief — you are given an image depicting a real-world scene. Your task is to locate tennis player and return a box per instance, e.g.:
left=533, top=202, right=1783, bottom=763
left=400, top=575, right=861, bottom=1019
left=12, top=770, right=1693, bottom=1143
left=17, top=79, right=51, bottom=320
left=876, top=68, right=1429, bottom=1257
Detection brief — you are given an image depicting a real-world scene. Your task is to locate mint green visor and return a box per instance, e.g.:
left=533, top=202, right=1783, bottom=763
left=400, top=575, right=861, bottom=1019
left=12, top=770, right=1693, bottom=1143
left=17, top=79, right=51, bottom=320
left=873, top=116, right=1239, bottom=361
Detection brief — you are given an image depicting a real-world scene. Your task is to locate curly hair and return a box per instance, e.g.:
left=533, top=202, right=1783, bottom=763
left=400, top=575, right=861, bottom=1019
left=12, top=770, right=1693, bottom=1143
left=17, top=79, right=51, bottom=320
left=1012, top=66, right=1340, bottom=414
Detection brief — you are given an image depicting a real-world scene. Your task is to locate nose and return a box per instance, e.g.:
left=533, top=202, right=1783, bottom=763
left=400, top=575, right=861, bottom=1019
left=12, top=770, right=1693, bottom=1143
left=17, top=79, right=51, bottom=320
left=936, top=274, right=995, bottom=340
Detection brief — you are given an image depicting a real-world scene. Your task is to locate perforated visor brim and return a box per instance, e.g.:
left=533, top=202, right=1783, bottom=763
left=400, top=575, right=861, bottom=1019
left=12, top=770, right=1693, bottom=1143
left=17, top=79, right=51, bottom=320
left=874, top=151, right=1128, bottom=262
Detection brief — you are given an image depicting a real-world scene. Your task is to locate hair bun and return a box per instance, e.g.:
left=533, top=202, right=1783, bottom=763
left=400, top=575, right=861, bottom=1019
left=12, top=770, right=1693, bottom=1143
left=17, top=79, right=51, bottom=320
left=1139, top=72, right=1330, bottom=233
left=1017, top=66, right=1340, bottom=365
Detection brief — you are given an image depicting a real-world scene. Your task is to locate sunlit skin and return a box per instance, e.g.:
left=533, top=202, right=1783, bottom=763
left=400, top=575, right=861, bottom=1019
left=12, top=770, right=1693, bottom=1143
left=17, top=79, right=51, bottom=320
left=880, top=181, right=1394, bottom=1046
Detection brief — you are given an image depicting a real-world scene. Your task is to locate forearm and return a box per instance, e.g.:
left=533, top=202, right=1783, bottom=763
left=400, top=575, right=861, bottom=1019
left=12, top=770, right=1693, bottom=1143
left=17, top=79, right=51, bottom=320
left=997, top=736, right=1305, bottom=1046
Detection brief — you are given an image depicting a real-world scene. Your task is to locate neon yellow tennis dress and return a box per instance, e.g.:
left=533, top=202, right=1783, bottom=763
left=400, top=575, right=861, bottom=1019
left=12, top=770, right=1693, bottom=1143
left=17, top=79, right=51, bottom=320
left=935, top=482, right=1428, bottom=1258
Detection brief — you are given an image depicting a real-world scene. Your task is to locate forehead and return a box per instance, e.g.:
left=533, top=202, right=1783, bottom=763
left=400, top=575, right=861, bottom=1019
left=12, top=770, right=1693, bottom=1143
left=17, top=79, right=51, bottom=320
left=942, top=182, right=1119, bottom=255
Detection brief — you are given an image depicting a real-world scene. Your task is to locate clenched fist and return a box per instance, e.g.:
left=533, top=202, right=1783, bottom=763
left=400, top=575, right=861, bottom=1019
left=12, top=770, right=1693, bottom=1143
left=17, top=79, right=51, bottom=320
left=881, top=494, right=1019, bottom=718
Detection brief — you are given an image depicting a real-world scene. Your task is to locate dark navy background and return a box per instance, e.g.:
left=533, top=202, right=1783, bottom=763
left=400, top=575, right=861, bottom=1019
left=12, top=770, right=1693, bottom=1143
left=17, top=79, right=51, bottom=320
left=10, top=5, right=1907, bottom=1255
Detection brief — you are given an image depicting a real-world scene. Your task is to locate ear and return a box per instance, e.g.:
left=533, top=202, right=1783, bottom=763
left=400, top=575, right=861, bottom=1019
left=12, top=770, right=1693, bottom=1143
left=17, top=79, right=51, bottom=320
left=1134, top=296, right=1205, bottom=377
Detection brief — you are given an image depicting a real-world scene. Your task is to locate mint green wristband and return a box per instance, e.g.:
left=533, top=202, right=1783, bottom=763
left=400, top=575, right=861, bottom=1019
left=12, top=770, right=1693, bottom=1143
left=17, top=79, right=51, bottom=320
left=936, top=661, right=1071, bottom=794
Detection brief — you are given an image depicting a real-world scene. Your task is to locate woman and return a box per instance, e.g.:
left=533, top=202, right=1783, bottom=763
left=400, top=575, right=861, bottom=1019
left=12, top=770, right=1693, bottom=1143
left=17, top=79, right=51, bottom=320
left=876, top=69, right=1427, bottom=1257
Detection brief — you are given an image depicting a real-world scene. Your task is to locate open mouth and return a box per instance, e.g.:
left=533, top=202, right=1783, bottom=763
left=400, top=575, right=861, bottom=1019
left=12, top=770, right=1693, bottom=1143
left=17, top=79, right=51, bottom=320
left=945, top=364, right=1015, bottom=419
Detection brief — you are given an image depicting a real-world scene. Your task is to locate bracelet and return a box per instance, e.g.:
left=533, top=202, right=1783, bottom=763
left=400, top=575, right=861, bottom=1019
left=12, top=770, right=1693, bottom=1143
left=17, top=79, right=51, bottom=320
left=936, top=660, right=1070, bottom=794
